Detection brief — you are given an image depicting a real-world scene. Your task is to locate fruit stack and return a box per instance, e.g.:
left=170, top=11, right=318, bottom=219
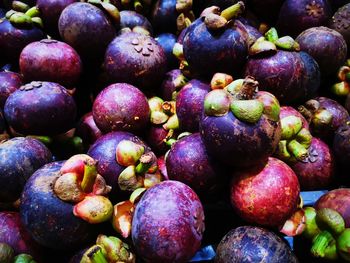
left=0, top=0, right=349, bottom=262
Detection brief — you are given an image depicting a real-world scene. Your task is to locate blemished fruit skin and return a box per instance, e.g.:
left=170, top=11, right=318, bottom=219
left=132, top=180, right=205, bottom=263
left=0, top=137, right=52, bottom=203
left=20, top=162, right=94, bottom=250
left=215, top=226, right=299, bottom=263
left=230, top=157, right=300, bottom=228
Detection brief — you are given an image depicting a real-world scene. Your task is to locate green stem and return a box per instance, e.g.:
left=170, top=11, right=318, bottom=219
left=311, top=231, right=335, bottom=258
left=81, top=161, right=98, bottom=193
left=88, top=246, right=109, bottom=263
left=287, top=140, right=308, bottom=161
left=264, top=27, right=279, bottom=43
left=220, top=1, right=244, bottom=21
left=26, top=135, right=52, bottom=146
left=135, top=153, right=154, bottom=174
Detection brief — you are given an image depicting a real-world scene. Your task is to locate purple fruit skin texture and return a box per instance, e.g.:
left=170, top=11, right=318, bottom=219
left=296, top=27, right=347, bottom=76
left=159, top=69, right=183, bottom=101
left=155, top=33, right=178, bottom=70
left=276, top=0, right=332, bottom=37
left=151, top=0, right=177, bottom=34
left=299, top=51, right=321, bottom=100
left=104, top=32, right=167, bottom=90
left=176, top=79, right=210, bottom=132
left=329, top=3, right=350, bottom=46
left=20, top=162, right=94, bottom=250
left=146, top=126, right=169, bottom=155
left=87, top=131, right=151, bottom=193
left=290, top=138, right=335, bottom=190
left=132, top=180, right=204, bottom=263
left=0, top=71, right=22, bottom=110
left=215, top=226, right=298, bottom=263
left=75, top=112, right=103, bottom=148
left=58, top=2, right=116, bottom=62
left=183, top=19, right=248, bottom=78
left=4, top=81, right=77, bottom=136
left=92, top=83, right=150, bottom=133
left=166, top=133, right=222, bottom=195
left=19, top=39, right=82, bottom=87
left=0, top=137, right=52, bottom=202
left=244, top=51, right=320, bottom=104
left=333, top=122, right=350, bottom=166
left=120, top=10, right=153, bottom=34
left=0, top=19, right=45, bottom=63
left=200, top=106, right=281, bottom=167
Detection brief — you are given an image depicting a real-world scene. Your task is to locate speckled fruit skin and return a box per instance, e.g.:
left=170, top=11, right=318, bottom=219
left=315, top=189, right=350, bottom=227
left=166, top=133, right=222, bottom=196
left=230, top=157, right=300, bottom=227
left=92, top=83, right=150, bottom=133
left=333, top=122, right=350, bottom=166
left=87, top=131, right=151, bottom=194
left=296, top=27, right=347, bottom=76
left=120, top=10, right=153, bottom=34
left=151, top=0, right=177, bottom=34
left=0, top=18, right=45, bottom=63
left=58, top=2, right=116, bottom=64
left=4, top=81, right=77, bottom=136
left=280, top=106, right=309, bottom=130
left=244, top=51, right=320, bottom=104
left=132, top=180, right=205, bottom=263
left=176, top=79, right=210, bottom=132
left=290, top=138, right=335, bottom=191
left=329, top=3, right=350, bottom=46
left=75, top=112, right=102, bottom=149
left=215, top=226, right=299, bottom=263
left=104, top=32, right=167, bottom=90
left=0, top=71, right=22, bottom=109
left=276, top=0, right=332, bottom=37
left=0, top=137, right=52, bottom=203
left=20, top=162, right=94, bottom=250
left=19, top=39, right=82, bottom=87
left=183, top=19, right=248, bottom=78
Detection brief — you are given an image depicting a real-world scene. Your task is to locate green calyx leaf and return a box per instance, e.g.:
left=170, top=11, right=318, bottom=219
left=230, top=100, right=264, bottom=123
left=204, top=89, right=231, bottom=117
left=337, top=228, right=350, bottom=262
left=280, top=115, right=303, bottom=140
left=316, top=208, right=346, bottom=237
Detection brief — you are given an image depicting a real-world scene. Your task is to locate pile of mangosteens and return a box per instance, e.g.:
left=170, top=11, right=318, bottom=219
left=1, top=0, right=350, bottom=262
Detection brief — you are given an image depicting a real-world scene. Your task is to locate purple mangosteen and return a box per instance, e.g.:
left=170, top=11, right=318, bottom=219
left=155, top=33, right=178, bottom=70
left=159, top=69, right=188, bottom=101
left=0, top=71, right=22, bottom=109
left=329, top=3, right=350, bottom=47
left=120, top=10, right=153, bottom=34
left=75, top=112, right=103, bottom=150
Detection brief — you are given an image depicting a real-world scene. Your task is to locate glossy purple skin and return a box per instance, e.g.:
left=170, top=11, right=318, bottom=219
left=132, top=180, right=204, bottom=263
left=0, top=137, right=52, bottom=202
left=333, top=122, right=350, bottom=166
left=0, top=19, right=45, bottom=63
left=176, top=79, right=210, bottom=132
left=151, top=0, right=177, bottom=34
left=87, top=131, right=151, bottom=193
left=243, top=24, right=263, bottom=44
left=244, top=51, right=320, bottom=104
left=183, top=19, right=248, bottom=78
left=146, top=126, right=169, bottom=155
left=104, top=32, right=167, bottom=90
left=58, top=2, right=116, bottom=63
left=75, top=112, right=102, bottom=148
left=200, top=103, right=281, bottom=167
left=280, top=106, right=309, bottom=130
left=120, top=10, right=153, bottom=34
left=159, top=69, right=184, bottom=101
left=215, top=226, right=298, bottom=263
left=37, top=0, right=77, bottom=35
left=290, top=138, right=335, bottom=190
left=247, top=0, right=285, bottom=23
left=4, top=81, right=77, bottom=136
left=166, top=133, right=222, bottom=196
left=276, top=0, right=332, bottom=37
left=0, top=212, right=41, bottom=257
left=155, top=33, right=178, bottom=70
left=20, top=162, right=94, bottom=250
left=19, top=39, right=82, bottom=87
left=92, top=83, right=150, bottom=133
left=296, top=27, right=347, bottom=76
left=0, top=71, right=22, bottom=109
left=329, top=4, right=350, bottom=46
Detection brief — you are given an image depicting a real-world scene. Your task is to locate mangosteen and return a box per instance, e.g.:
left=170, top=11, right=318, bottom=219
left=120, top=10, right=153, bottom=34
left=155, top=33, right=178, bottom=70
left=158, top=69, right=188, bottom=101
left=0, top=71, right=22, bottom=109
left=19, top=39, right=82, bottom=88
left=0, top=137, right=52, bottom=203
left=333, top=121, right=350, bottom=167
left=4, top=81, right=77, bottom=136
left=296, top=26, right=347, bottom=77
left=75, top=112, right=102, bottom=150
left=92, top=83, right=150, bottom=134
left=329, top=3, right=350, bottom=47
left=103, top=32, right=167, bottom=90
left=132, top=180, right=205, bottom=263
left=215, top=226, right=299, bottom=263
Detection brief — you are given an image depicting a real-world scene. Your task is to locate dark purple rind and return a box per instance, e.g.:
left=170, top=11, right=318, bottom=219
left=166, top=133, right=222, bottom=196
left=290, top=138, right=335, bottom=190
left=155, top=33, right=178, bottom=70
left=120, top=10, right=153, bottom=34
left=151, top=0, right=177, bottom=34
left=299, top=51, right=320, bottom=100
left=183, top=18, right=248, bottom=78
left=92, top=83, right=150, bottom=133
left=333, top=121, right=350, bottom=166
left=215, top=226, right=298, bottom=263
left=87, top=131, right=150, bottom=193
left=4, top=81, right=77, bottom=136
left=200, top=111, right=281, bottom=167
left=58, top=2, right=116, bottom=64
left=104, top=32, right=167, bottom=90
left=0, top=71, right=22, bottom=110
left=176, top=79, right=210, bottom=132
left=0, top=137, right=52, bottom=202
left=132, top=180, right=204, bottom=263
left=75, top=112, right=102, bottom=149
left=159, top=69, right=183, bottom=101
left=20, top=162, right=94, bottom=250
left=296, top=27, right=347, bottom=76
left=329, top=3, right=350, bottom=46
left=276, top=0, right=332, bottom=37
left=0, top=19, right=45, bottom=63
left=145, top=126, right=169, bottom=155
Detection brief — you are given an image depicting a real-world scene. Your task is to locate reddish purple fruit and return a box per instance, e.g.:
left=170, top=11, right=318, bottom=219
left=329, top=3, right=350, bottom=46
left=0, top=71, right=22, bottom=109
left=4, top=81, right=77, bottom=136
left=159, top=69, right=188, bottom=101
left=132, top=180, right=205, bottom=263
left=145, top=126, right=170, bottom=155
left=20, top=39, right=82, bottom=87
left=333, top=122, right=350, bottom=166
left=92, top=83, right=150, bottom=134
left=75, top=112, right=103, bottom=149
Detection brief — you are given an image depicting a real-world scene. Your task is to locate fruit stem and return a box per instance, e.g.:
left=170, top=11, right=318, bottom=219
left=234, top=76, right=258, bottom=100
left=81, top=160, right=98, bottom=193
left=311, top=231, right=338, bottom=260
left=220, top=1, right=245, bottom=21
left=287, top=140, right=308, bottom=161
left=88, top=246, right=109, bottom=263
left=135, top=153, right=154, bottom=174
